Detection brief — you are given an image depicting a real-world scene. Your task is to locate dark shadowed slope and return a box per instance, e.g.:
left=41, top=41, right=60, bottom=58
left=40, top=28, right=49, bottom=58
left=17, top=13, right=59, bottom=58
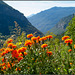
left=0, top=1, right=44, bottom=36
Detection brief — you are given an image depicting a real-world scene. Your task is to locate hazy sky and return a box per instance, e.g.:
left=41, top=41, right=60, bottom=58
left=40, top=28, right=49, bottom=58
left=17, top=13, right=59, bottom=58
left=4, top=1, right=75, bottom=17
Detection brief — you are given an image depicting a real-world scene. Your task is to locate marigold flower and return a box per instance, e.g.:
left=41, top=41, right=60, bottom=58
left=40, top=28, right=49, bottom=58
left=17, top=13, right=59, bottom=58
left=46, top=35, right=53, bottom=39
left=8, top=43, right=14, bottom=48
left=36, top=36, right=40, bottom=43
left=18, top=48, right=22, bottom=53
left=18, top=47, right=27, bottom=53
left=18, top=67, right=21, bottom=71
left=11, top=50, right=17, bottom=55
left=12, top=45, right=17, bottom=48
left=7, top=39, right=13, bottom=44
left=3, top=66, right=6, bottom=70
left=11, top=63, right=14, bottom=67
left=74, top=45, right=75, bottom=48
left=16, top=68, right=17, bottom=71
left=5, top=48, right=10, bottom=53
left=7, top=63, right=11, bottom=68
left=68, top=49, right=72, bottom=52
left=39, top=37, right=47, bottom=41
left=37, top=36, right=40, bottom=40
left=25, top=40, right=32, bottom=46
left=2, top=63, right=5, bottom=66
left=31, top=37, right=37, bottom=41
left=0, top=48, right=5, bottom=51
left=64, top=39, right=73, bottom=45
left=62, top=36, right=70, bottom=41
left=16, top=67, right=21, bottom=71
left=11, top=50, right=19, bottom=58
left=70, top=63, right=72, bottom=65
left=19, top=53, right=23, bottom=56
left=2, top=58, right=5, bottom=62
left=24, top=52, right=27, bottom=55
left=41, top=44, right=48, bottom=48
left=39, top=38, right=43, bottom=41
left=1, top=52, right=6, bottom=56
left=18, top=57, right=23, bottom=62
left=21, top=47, right=27, bottom=52
left=47, top=51, right=52, bottom=56
left=27, top=34, right=33, bottom=38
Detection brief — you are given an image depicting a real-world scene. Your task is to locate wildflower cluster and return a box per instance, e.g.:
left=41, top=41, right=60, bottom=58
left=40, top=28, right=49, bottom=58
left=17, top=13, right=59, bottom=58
left=0, top=39, right=27, bottom=72
left=0, top=34, right=74, bottom=74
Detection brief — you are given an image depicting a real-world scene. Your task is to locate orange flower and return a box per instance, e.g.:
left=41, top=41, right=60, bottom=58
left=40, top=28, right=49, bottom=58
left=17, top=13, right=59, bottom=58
left=11, top=63, right=14, bottom=67
left=3, top=66, right=6, bottom=70
left=0, top=48, right=5, bottom=51
left=11, top=50, right=19, bottom=58
left=68, top=49, right=72, bottom=52
left=27, top=34, right=33, bottom=38
left=74, top=45, right=75, bottom=48
left=21, top=47, right=27, bottom=52
left=2, top=63, right=5, bottom=66
left=39, top=38, right=43, bottom=41
left=18, top=47, right=27, bottom=53
left=7, top=39, right=13, bottom=44
left=19, top=53, right=23, bottom=56
left=39, top=37, right=47, bottom=41
left=11, top=50, right=17, bottom=55
left=1, top=52, right=6, bottom=56
left=18, top=48, right=22, bottom=53
left=70, top=63, right=72, bottom=65
left=8, top=43, right=14, bottom=48
left=36, top=36, right=40, bottom=43
left=24, top=52, right=27, bottom=55
left=62, top=36, right=70, bottom=41
left=41, top=44, right=48, bottom=48
left=31, top=37, right=37, bottom=41
left=5, top=48, right=10, bottom=53
left=2, top=58, right=5, bottom=62
left=25, top=40, right=32, bottom=46
left=16, top=68, right=17, bottom=71
left=7, top=63, right=11, bottom=68
left=12, top=45, right=17, bottom=48
left=37, top=36, right=40, bottom=40
left=46, top=35, right=53, bottom=39
left=18, top=67, right=21, bottom=71
left=47, top=51, right=52, bottom=56
left=18, top=57, right=23, bottom=62
left=64, top=39, right=73, bottom=45
left=16, top=67, right=21, bottom=71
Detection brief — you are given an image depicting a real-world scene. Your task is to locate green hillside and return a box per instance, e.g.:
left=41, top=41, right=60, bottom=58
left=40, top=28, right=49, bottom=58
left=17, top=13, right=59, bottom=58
left=28, top=7, right=75, bottom=33
left=49, top=14, right=74, bottom=35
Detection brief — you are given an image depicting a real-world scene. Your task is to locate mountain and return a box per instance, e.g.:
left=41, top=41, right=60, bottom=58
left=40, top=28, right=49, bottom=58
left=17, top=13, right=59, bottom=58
left=28, top=7, right=75, bottom=33
left=49, top=14, right=74, bottom=35
left=27, top=14, right=35, bottom=18
left=0, top=1, right=44, bottom=36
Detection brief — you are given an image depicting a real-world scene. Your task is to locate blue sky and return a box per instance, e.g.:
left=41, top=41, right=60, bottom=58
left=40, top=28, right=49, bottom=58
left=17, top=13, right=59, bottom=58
left=4, top=1, right=75, bottom=17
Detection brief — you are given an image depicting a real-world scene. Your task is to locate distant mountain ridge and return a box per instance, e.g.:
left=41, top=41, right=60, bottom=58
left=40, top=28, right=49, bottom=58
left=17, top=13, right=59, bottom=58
left=49, top=14, right=74, bottom=35
left=27, top=14, right=35, bottom=18
left=0, top=1, right=44, bottom=36
left=28, top=7, right=75, bottom=33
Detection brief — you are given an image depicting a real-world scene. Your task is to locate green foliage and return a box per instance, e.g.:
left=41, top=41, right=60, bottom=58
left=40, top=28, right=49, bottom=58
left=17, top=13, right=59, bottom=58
left=66, top=16, right=75, bottom=44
